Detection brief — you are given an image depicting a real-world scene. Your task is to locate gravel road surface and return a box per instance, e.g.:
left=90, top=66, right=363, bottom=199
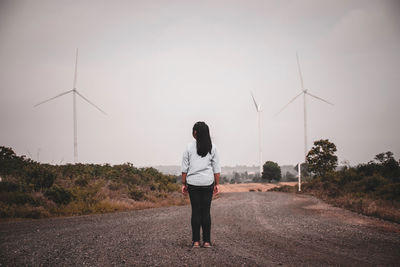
left=1, top=192, right=400, bottom=266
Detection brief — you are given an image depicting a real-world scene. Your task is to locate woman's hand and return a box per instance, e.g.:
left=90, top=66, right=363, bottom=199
left=213, top=184, right=219, bottom=195
left=181, top=184, right=188, bottom=196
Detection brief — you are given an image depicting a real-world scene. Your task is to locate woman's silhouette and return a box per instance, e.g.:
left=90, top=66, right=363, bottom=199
left=181, top=121, right=221, bottom=248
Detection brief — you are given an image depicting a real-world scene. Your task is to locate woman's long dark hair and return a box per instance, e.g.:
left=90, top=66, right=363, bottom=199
left=193, top=121, right=212, bottom=157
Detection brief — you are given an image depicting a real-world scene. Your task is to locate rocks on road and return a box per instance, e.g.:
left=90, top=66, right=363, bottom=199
left=1, top=192, right=400, bottom=266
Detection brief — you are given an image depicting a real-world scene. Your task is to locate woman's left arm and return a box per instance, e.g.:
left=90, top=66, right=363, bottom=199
left=181, top=172, right=188, bottom=195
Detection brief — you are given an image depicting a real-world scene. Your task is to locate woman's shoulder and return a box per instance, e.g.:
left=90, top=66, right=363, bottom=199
left=211, top=143, right=218, bottom=152
left=185, top=141, right=196, bottom=150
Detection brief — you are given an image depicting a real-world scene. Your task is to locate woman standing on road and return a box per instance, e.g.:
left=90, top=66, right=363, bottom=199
left=181, top=121, right=221, bottom=248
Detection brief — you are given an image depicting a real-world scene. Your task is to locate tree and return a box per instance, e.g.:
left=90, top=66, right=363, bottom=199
left=262, top=161, right=281, bottom=182
left=0, top=146, right=29, bottom=176
left=374, top=151, right=394, bottom=164
left=306, top=139, right=338, bottom=178
left=372, top=151, right=400, bottom=182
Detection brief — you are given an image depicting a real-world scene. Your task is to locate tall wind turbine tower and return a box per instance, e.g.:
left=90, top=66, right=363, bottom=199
left=251, top=92, right=263, bottom=176
left=34, top=49, right=107, bottom=163
left=277, top=53, right=333, bottom=161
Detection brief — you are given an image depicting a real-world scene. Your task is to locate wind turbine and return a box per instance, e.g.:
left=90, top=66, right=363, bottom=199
left=277, top=53, right=333, bottom=190
left=34, top=48, right=107, bottom=163
left=251, top=92, right=263, bottom=176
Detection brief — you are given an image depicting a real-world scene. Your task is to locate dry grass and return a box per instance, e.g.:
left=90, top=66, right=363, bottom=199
left=324, top=195, right=400, bottom=224
left=0, top=179, right=189, bottom=220
left=271, top=183, right=400, bottom=224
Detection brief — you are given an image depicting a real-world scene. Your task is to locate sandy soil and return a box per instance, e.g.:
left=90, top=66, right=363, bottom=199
left=219, top=182, right=297, bottom=192
left=1, top=191, right=399, bottom=266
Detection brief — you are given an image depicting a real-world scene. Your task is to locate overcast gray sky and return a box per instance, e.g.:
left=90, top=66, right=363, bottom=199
left=0, top=0, right=399, bottom=167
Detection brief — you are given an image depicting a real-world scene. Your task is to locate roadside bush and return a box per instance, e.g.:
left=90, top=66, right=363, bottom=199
left=108, top=181, right=122, bottom=191
left=269, top=185, right=297, bottom=193
left=165, top=182, right=180, bottom=192
left=343, top=174, right=387, bottom=194
left=361, top=174, right=388, bottom=193
left=45, top=185, right=73, bottom=205
left=376, top=183, right=400, bottom=201
left=0, top=146, right=183, bottom=219
left=0, top=192, right=37, bottom=206
left=0, top=146, right=29, bottom=177
left=15, top=205, right=50, bottom=219
left=74, top=176, right=89, bottom=186
left=24, top=163, right=57, bottom=190
left=0, top=202, right=12, bottom=218
left=129, top=186, right=145, bottom=201
left=70, top=182, right=103, bottom=205
left=0, top=181, right=19, bottom=192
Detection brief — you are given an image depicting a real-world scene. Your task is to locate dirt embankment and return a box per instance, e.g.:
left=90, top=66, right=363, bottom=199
left=219, top=182, right=297, bottom=192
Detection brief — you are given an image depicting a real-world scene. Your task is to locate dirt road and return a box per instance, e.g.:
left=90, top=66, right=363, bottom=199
left=1, top=192, right=399, bottom=266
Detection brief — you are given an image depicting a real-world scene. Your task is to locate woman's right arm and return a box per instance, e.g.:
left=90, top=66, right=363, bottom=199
left=213, top=173, right=220, bottom=195
left=211, top=146, right=221, bottom=195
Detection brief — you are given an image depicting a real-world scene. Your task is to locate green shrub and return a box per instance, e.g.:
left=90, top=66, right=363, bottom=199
left=74, top=176, right=89, bottom=186
left=0, top=181, right=19, bottom=192
left=362, top=174, right=388, bottom=192
left=165, top=183, right=179, bottom=192
left=17, top=205, right=50, bottom=218
left=108, top=181, right=122, bottom=191
left=24, top=163, right=57, bottom=190
left=0, top=192, right=37, bottom=206
left=376, top=183, right=400, bottom=201
left=0, top=147, right=184, bottom=218
left=0, top=202, right=12, bottom=218
left=45, top=185, right=73, bottom=205
left=129, top=186, right=145, bottom=201
left=0, top=146, right=29, bottom=177
left=344, top=174, right=387, bottom=194
left=70, top=182, right=102, bottom=204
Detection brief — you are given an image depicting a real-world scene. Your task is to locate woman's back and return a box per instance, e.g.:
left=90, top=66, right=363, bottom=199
left=182, top=141, right=220, bottom=186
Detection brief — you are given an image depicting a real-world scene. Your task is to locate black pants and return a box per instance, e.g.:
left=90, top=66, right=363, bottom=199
left=187, top=183, right=214, bottom=243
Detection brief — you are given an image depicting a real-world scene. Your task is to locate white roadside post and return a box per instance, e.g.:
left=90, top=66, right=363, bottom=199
left=298, top=163, right=301, bottom=192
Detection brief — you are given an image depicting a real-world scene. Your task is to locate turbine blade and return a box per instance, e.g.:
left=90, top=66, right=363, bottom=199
left=73, top=48, right=78, bottom=89
left=276, top=92, right=303, bottom=115
left=34, top=90, right=73, bottom=107
left=306, top=92, right=334, bottom=105
left=75, top=91, right=107, bottom=115
left=251, top=92, right=260, bottom=112
left=296, top=52, right=305, bottom=91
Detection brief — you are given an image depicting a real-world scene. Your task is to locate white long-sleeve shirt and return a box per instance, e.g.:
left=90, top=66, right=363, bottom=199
left=181, top=141, right=221, bottom=186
